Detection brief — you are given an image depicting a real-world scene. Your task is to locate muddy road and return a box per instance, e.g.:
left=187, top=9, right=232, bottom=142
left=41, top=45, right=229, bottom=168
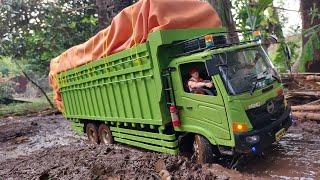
left=0, top=113, right=319, bottom=179
left=237, top=121, right=320, bottom=179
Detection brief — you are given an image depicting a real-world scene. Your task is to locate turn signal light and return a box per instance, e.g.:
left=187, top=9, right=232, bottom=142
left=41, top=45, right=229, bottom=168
left=205, top=35, right=214, bottom=42
left=252, top=30, right=262, bottom=41
left=205, top=35, right=214, bottom=48
left=232, top=122, right=248, bottom=133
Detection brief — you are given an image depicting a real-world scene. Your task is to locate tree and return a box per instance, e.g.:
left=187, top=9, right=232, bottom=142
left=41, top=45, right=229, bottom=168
left=267, top=3, right=291, bottom=72
left=233, top=0, right=273, bottom=38
left=96, top=0, right=133, bottom=30
left=208, top=0, right=239, bottom=43
left=0, top=0, right=99, bottom=76
left=299, top=0, right=320, bottom=72
left=232, top=0, right=297, bottom=72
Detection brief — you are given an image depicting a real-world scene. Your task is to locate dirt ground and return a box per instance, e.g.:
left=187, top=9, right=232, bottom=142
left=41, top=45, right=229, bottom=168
left=0, top=113, right=319, bottom=179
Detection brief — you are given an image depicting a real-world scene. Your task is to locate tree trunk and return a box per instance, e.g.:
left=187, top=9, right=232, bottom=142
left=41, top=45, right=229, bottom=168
left=292, top=112, right=320, bottom=121
left=96, top=0, right=133, bottom=30
left=290, top=91, right=320, bottom=98
left=14, top=61, right=55, bottom=108
left=300, top=0, right=320, bottom=72
left=208, top=0, right=239, bottom=43
left=291, top=105, right=320, bottom=111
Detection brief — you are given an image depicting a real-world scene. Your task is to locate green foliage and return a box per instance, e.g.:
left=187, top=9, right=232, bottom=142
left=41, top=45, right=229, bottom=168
left=273, top=41, right=299, bottom=72
left=310, top=3, right=320, bottom=25
left=233, top=0, right=273, bottom=32
left=0, top=0, right=99, bottom=76
left=0, top=81, right=14, bottom=103
left=0, top=67, right=9, bottom=77
left=299, top=24, right=320, bottom=72
left=0, top=94, right=54, bottom=117
left=0, top=56, right=20, bottom=77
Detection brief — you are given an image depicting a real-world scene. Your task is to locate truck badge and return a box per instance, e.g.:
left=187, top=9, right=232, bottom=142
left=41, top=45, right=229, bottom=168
left=248, top=102, right=261, bottom=109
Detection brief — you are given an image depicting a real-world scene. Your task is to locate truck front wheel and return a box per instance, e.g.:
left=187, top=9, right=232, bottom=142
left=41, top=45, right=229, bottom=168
left=98, top=124, right=113, bottom=144
left=193, top=134, right=214, bottom=164
left=86, top=123, right=99, bottom=144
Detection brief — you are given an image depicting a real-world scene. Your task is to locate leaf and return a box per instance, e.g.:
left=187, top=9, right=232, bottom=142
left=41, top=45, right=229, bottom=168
left=256, top=0, right=273, bottom=15
left=69, top=22, right=77, bottom=29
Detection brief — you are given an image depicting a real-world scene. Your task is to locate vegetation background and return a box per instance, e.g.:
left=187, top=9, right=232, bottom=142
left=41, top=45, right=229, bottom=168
left=0, top=0, right=319, bottom=114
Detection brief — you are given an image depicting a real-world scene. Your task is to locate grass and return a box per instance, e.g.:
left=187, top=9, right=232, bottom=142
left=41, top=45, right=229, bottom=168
left=0, top=94, right=57, bottom=118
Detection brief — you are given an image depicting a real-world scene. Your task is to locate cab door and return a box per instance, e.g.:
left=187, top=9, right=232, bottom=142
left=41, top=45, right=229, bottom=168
left=171, top=61, right=230, bottom=142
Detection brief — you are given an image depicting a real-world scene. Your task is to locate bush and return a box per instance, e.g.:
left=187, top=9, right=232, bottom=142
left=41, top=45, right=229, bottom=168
left=0, top=81, right=14, bottom=104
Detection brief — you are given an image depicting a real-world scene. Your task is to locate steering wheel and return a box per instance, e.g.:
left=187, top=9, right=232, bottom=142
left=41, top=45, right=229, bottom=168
left=191, top=88, right=214, bottom=96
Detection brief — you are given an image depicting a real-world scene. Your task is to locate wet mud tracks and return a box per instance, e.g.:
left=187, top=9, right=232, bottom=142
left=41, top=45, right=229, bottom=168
left=0, top=114, right=319, bottom=179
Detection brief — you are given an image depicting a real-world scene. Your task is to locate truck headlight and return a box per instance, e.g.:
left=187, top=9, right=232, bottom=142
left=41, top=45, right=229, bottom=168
left=246, top=135, right=260, bottom=144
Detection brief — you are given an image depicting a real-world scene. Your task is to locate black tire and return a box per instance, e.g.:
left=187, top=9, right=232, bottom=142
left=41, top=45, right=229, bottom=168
left=98, top=124, right=113, bottom=145
left=86, top=123, right=99, bottom=144
left=193, top=134, right=214, bottom=164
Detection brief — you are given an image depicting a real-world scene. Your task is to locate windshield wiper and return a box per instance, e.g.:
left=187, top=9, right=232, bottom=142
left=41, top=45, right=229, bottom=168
left=216, top=63, right=228, bottom=68
left=272, top=74, right=281, bottom=83
left=250, top=75, right=267, bottom=95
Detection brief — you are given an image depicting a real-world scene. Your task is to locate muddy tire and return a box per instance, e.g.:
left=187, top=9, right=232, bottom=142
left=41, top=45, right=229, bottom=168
left=86, top=123, right=99, bottom=144
left=98, top=124, right=113, bottom=145
left=193, top=134, right=214, bottom=164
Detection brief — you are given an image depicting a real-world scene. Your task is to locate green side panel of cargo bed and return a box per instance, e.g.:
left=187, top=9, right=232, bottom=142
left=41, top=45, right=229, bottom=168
left=57, top=43, right=162, bottom=125
left=57, top=28, right=227, bottom=127
left=110, top=127, right=179, bottom=155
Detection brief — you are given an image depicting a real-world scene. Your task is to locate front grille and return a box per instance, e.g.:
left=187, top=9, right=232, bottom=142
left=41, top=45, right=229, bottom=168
left=246, top=96, right=285, bottom=129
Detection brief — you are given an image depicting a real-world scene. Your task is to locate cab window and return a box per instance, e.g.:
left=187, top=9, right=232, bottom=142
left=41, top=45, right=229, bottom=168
left=179, top=62, right=217, bottom=96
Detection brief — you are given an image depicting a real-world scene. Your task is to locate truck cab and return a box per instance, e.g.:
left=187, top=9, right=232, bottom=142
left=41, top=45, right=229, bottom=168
left=166, top=35, right=292, bottom=160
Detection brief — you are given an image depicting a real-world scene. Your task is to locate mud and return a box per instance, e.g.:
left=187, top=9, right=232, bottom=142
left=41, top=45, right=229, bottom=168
left=236, top=121, right=320, bottom=179
left=0, top=113, right=319, bottom=179
left=0, top=114, right=83, bottom=161
left=0, top=114, right=249, bottom=179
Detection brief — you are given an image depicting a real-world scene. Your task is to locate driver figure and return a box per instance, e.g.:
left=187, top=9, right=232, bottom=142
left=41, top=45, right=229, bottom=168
left=187, top=68, right=214, bottom=94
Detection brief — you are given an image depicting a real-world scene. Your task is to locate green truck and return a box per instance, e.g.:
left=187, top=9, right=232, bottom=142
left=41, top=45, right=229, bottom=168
left=57, top=28, right=292, bottom=163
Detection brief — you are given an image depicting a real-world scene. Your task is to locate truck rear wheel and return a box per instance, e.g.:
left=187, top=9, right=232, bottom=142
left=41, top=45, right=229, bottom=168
left=98, top=124, right=113, bottom=145
left=193, top=134, right=214, bottom=164
left=86, top=123, right=99, bottom=144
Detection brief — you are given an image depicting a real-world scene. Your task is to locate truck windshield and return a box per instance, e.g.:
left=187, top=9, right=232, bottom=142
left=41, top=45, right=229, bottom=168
left=212, top=46, right=279, bottom=95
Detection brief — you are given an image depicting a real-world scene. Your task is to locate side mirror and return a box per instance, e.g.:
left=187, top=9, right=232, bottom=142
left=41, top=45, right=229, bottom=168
left=266, top=35, right=278, bottom=45
left=284, top=44, right=292, bottom=60
left=205, top=56, right=220, bottom=76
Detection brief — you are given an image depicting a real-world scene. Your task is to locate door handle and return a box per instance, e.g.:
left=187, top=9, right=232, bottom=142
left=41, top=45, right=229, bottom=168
left=186, top=106, right=193, bottom=110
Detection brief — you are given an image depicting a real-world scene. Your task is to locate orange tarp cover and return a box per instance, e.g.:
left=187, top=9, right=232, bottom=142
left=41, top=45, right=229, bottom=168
left=49, top=0, right=222, bottom=111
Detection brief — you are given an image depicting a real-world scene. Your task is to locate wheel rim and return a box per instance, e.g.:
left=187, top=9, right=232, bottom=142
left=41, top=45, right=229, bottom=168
left=88, top=128, right=97, bottom=143
left=193, top=138, right=200, bottom=159
left=101, top=128, right=111, bottom=144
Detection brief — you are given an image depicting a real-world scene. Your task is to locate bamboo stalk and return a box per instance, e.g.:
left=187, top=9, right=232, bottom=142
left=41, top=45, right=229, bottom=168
left=291, top=105, right=320, bottom=111
left=306, top=75, right=320, bottom=81
left=292, top=112, right=320, bottom=121
left=305, top=99, right=320, bottom=105
left=290, top=91, right=320, bottom=97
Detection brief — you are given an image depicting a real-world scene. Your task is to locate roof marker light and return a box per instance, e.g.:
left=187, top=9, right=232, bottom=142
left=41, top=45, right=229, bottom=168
left=252, top=30, right=262, bottom=42
left=205, top=35, right=214, bottom=48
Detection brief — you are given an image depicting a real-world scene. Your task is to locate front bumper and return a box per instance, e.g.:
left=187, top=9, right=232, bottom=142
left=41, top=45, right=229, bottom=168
left=234, top=107, right=292, bottom=154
